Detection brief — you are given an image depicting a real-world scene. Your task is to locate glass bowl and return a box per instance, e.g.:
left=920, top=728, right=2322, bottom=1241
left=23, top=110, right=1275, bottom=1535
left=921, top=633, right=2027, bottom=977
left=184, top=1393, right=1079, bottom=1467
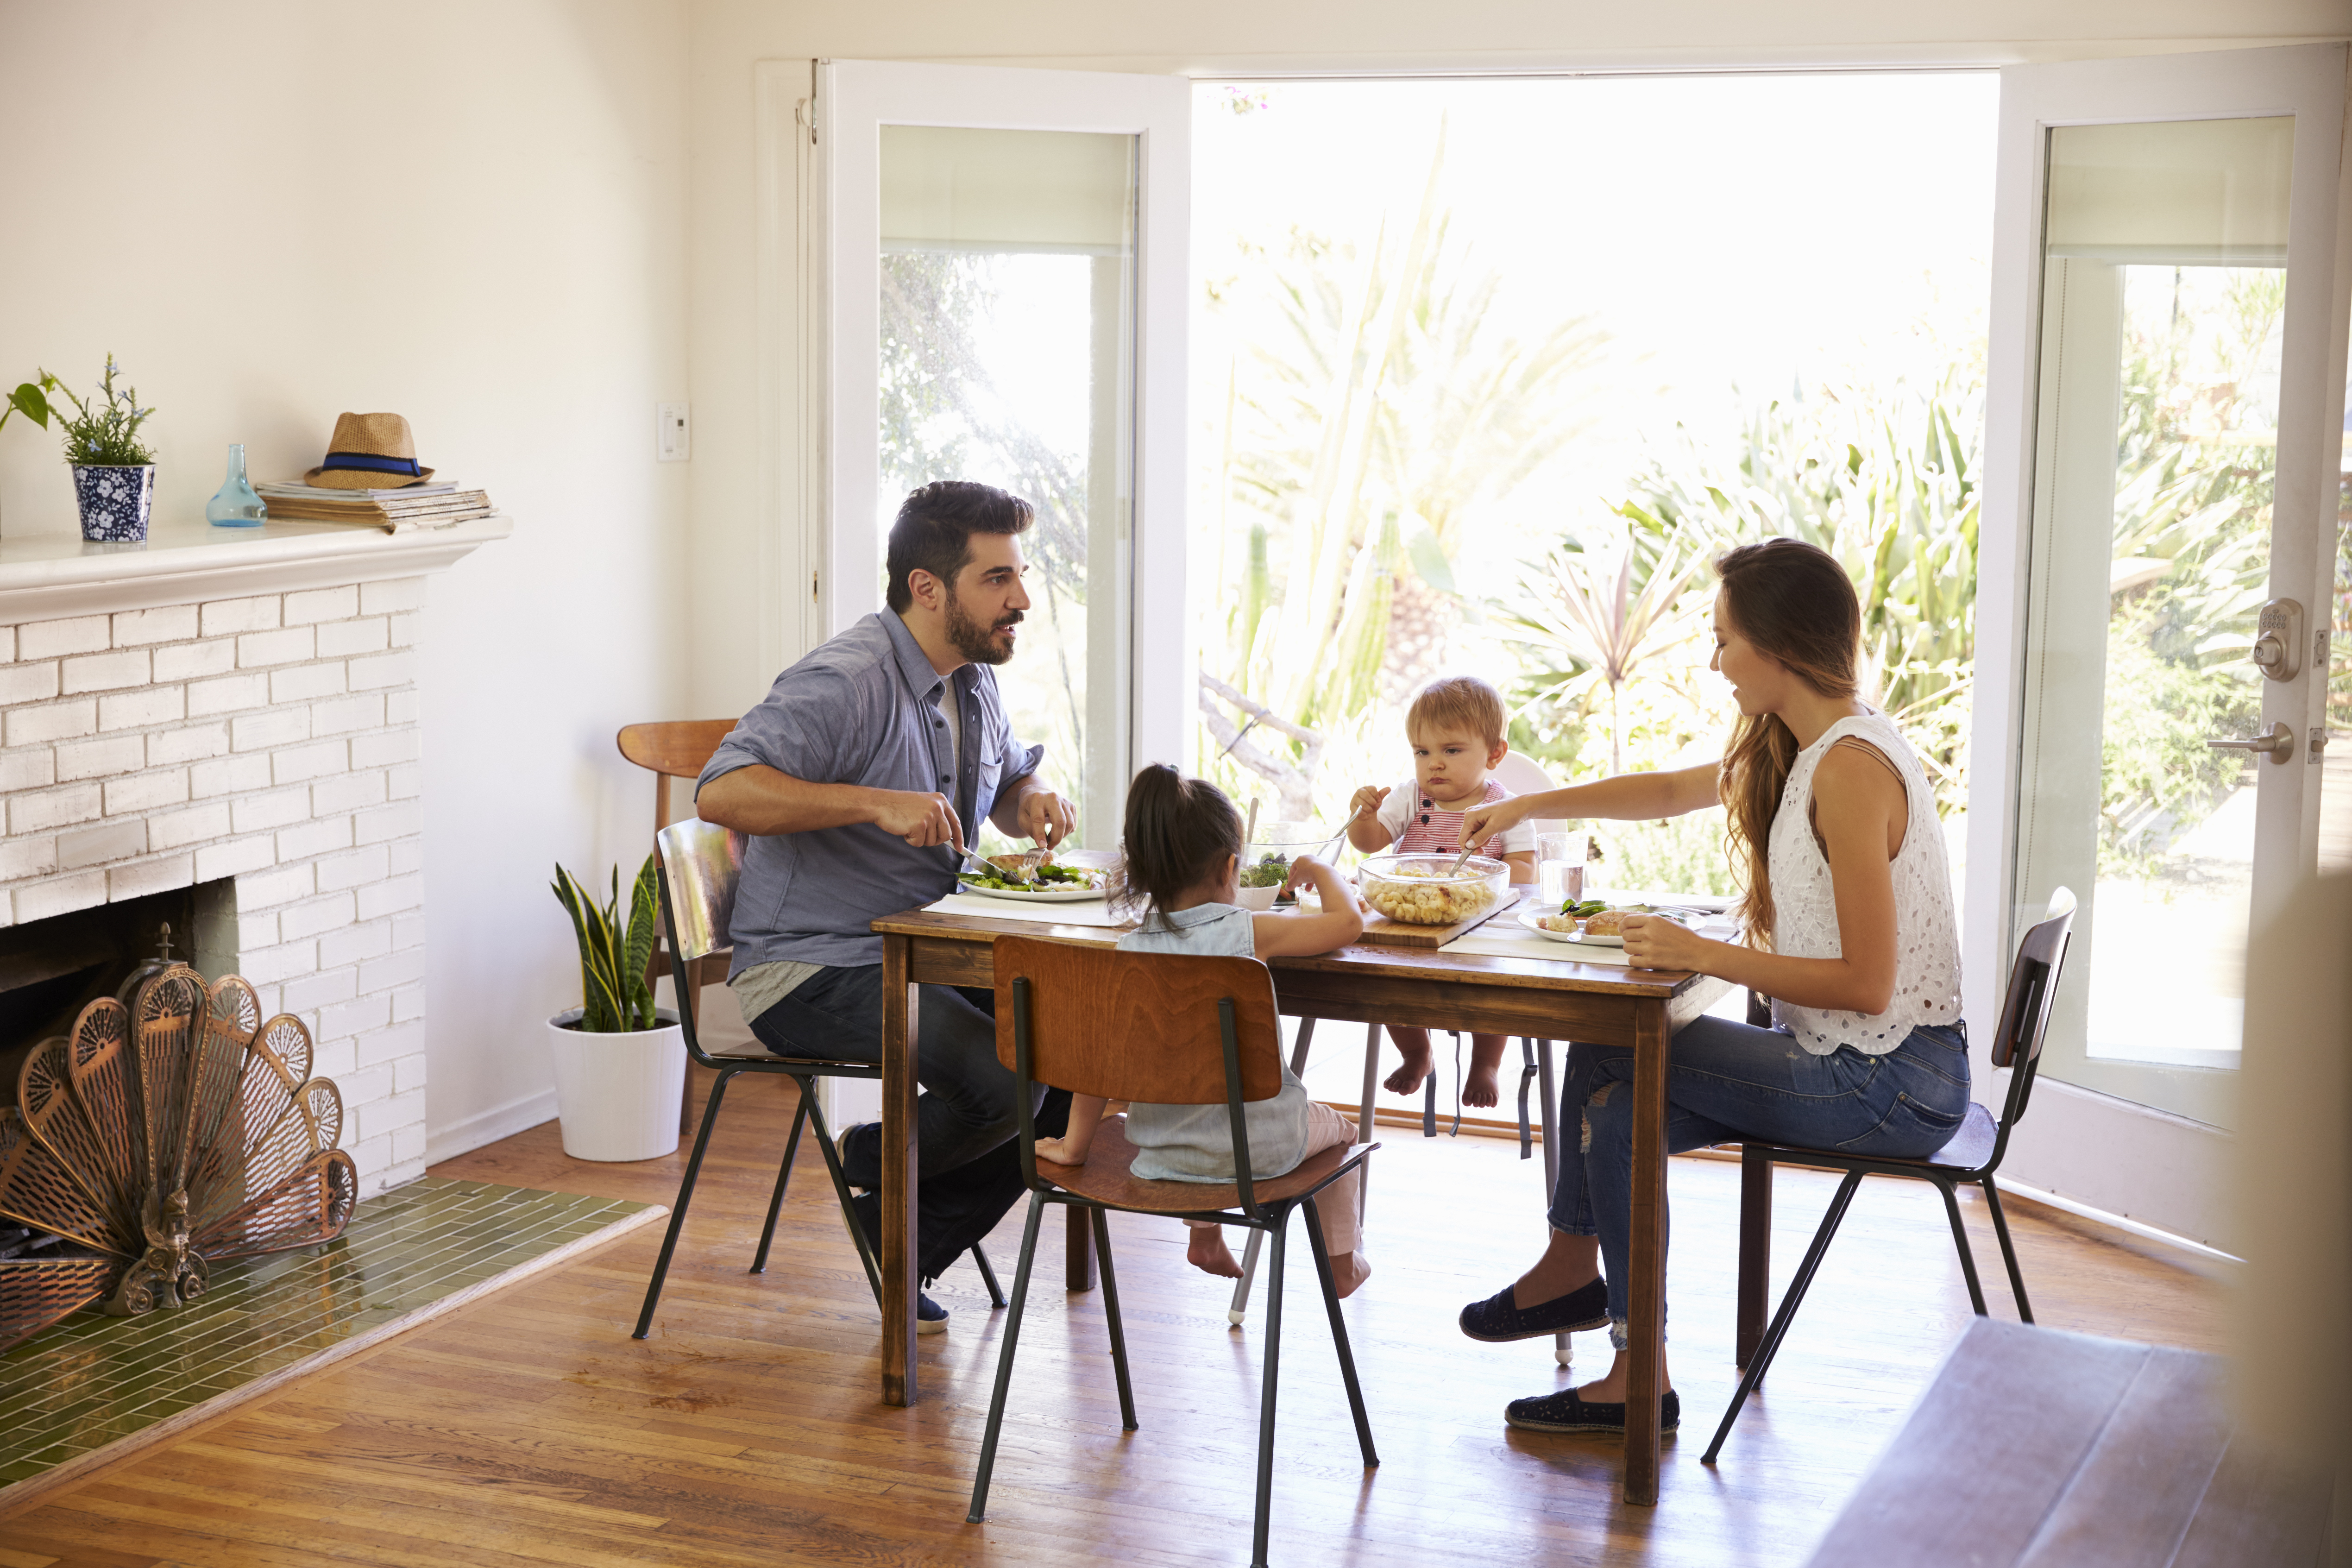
left=1356, top=852, right=1511, bottom=926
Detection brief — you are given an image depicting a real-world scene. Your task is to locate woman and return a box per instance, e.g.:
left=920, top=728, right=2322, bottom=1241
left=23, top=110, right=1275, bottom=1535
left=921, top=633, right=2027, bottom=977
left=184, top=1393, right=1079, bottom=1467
left=1454, top=536, right=1966, bottom=1436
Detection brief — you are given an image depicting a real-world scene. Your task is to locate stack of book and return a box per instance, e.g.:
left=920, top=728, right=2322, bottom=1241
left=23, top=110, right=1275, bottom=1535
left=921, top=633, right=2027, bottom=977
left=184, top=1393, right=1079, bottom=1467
left=254, top=482, right=497, bottom=533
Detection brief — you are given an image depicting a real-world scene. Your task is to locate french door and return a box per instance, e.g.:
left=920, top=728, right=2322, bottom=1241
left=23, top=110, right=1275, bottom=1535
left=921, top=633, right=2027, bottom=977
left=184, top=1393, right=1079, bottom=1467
left=821, top=60, right=1191, bottom=853
left=1971, top=44, right=2349, bottom=1241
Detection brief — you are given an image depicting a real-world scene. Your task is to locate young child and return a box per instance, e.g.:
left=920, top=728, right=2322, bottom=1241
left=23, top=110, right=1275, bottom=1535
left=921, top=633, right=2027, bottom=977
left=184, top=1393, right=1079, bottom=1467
left=1031, top=764, right=1373, bottom=1298
left=1346, top=675, right=1538, bottom=1108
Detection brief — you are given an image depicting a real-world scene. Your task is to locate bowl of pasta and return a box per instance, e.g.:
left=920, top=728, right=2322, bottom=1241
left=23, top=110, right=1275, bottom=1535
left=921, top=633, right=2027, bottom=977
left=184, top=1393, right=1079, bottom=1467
left=1356, top=853, right=1510, bottom=926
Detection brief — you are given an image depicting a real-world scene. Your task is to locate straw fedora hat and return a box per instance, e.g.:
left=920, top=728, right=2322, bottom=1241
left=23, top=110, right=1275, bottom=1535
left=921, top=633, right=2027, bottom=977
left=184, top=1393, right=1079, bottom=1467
left=303, top=412, right=436, bottom=490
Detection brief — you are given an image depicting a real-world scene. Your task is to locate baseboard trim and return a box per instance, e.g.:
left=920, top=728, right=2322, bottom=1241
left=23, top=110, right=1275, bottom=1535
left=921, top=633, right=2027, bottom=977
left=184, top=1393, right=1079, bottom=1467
left=424, top=1089, right=558, bottom=1165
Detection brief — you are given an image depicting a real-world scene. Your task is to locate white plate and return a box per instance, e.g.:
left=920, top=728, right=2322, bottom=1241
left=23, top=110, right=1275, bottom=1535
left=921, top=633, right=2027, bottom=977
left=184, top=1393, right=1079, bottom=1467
left=958, top=880, right=1107, bottom=903
left=1517, top=909, right=1597, bottom=943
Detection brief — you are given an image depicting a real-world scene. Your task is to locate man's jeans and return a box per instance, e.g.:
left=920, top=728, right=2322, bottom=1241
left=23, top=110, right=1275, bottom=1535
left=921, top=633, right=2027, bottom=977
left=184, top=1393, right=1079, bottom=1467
left=748, top=963, right=1032, bottom=1186
left=1547, top=1014, right=1971, bottom=1344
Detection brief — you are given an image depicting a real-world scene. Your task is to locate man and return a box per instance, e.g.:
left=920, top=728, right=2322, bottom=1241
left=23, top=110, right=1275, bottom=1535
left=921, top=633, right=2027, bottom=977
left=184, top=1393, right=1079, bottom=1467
left=696, top=480, right=1077, bottom=1331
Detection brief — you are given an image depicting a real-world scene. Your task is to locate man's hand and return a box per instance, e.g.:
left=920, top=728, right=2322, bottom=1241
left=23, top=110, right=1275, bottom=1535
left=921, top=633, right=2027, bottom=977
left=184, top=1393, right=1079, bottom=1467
left=872, top=790, right=965, bottom=850
left=1015, top=784, right=1076, bottom=850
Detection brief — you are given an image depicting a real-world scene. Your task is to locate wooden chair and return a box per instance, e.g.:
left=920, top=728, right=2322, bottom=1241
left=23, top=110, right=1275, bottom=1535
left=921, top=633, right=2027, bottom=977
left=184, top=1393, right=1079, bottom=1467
left=616, top=721, right=739, bottom=1026
left=1701, top=887, right=2077, bottom=1465
left=630, top=819, right=1004, bottom=1343
left=966, top=937, right=1380, bottom=1568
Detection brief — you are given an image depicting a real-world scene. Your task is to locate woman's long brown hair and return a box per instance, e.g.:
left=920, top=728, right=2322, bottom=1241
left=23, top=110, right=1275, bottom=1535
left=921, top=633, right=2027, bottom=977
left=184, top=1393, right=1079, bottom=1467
left=1716, top=538, right=1862, bottom=948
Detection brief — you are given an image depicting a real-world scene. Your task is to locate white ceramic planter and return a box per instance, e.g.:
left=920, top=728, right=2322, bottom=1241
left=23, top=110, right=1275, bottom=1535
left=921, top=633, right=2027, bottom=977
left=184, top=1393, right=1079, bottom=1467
left=546, top=1008, right=685, bottom=1161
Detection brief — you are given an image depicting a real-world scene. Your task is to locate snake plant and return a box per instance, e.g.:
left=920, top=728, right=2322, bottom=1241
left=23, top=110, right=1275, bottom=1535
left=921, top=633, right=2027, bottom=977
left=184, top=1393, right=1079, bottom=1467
left=551, top=856, right=659, bottom=1032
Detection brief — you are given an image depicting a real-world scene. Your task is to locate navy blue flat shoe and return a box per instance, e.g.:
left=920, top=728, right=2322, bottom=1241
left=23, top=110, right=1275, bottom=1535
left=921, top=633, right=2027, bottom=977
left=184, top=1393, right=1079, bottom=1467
left=1459, top=1277, right=1610, bottom=1342
left=1505, top=1386, right=1679, bottom=1435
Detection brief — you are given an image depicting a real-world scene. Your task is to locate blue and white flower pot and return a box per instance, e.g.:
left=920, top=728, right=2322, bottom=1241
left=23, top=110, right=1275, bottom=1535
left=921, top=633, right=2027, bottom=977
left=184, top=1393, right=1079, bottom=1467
left=71, top=464, right=156, bottom=542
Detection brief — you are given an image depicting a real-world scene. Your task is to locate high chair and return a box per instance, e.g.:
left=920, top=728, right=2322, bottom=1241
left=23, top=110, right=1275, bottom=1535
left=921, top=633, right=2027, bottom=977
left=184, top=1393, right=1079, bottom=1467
left=966, top=937, right=1379, bottom=1568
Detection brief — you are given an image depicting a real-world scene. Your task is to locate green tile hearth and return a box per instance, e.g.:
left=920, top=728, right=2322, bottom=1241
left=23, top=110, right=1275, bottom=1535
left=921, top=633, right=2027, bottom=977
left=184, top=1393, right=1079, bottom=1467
left=0, top=1178, right=649, bottom=1484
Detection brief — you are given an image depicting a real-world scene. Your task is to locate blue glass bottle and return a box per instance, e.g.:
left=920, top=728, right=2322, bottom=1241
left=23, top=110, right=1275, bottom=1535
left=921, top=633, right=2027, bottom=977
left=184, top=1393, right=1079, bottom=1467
left=205, top=444, right=268, bottom=527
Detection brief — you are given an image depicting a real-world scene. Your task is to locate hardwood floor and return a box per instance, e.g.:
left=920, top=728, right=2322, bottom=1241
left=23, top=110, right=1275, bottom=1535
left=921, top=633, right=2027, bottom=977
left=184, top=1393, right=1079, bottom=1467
left=0, top=1064, right=2227, bottom=1567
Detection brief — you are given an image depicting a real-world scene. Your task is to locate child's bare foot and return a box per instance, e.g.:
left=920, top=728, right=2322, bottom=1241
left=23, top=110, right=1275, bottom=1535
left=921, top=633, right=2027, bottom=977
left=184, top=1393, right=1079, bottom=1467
left=1187, top=1227, right=1244, bottom=1278
left=1328, top=1250, right=1372, bottom=1298
left=1463, top=1034, right=1508, bottom=1108
left=1384, top=1039, right=1434, bottom=1096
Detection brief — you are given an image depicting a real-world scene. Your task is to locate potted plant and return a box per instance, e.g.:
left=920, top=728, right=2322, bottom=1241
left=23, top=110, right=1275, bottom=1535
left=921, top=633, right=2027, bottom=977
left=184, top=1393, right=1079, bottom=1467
left=6, top=356, right=158, bottom=542
left=547, top=856, right=685, bottom=1161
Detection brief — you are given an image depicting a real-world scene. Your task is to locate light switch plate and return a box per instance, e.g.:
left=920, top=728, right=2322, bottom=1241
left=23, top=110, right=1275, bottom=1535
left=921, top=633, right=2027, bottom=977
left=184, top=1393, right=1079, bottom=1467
left=657, top=402, right=690, bottom=462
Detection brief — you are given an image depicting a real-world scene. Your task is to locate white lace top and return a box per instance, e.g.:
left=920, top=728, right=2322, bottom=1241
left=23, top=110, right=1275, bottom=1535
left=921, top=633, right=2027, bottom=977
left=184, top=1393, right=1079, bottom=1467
left=1767, top=710, right=1963, bottom=1055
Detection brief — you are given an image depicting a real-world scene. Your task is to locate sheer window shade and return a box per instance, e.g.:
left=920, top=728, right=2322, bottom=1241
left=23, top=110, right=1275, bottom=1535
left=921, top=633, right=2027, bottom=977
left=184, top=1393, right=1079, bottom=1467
left=880, top=126, right=1135, bottom=256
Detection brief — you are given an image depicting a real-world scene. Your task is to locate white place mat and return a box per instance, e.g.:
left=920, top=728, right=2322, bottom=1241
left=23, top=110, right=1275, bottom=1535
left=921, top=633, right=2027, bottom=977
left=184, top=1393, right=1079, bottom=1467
left=1441, top=915, right=1739, bottom=966
left=921, top=892, right=1132, bottom=928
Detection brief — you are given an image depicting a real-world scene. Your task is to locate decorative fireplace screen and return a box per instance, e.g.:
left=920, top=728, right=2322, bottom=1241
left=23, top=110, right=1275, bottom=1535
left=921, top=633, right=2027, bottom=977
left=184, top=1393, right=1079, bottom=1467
left=0, top=964, right=356, bottom=1351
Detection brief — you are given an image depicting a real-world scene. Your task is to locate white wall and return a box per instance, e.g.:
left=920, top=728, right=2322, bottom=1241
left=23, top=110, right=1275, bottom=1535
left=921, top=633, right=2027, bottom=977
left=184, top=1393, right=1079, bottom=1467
left=0, top=1, right=691, bottom=1163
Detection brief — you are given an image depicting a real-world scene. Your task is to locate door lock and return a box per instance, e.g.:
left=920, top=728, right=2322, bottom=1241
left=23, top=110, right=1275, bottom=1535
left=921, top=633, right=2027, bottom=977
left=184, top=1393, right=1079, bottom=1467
left=2208, top=721, right=2295, bottom=765
left=2251, top=598, right=2304, bottom=681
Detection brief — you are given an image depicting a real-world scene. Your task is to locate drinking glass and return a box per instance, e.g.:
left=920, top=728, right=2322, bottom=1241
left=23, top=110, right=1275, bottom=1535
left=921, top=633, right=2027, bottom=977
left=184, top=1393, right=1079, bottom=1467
left=1537, top=831, right=1585, bottom=905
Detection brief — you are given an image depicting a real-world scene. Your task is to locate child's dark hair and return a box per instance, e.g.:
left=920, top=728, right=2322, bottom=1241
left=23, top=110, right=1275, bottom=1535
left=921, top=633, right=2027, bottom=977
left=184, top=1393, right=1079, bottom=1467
left=1113, top=763, right=1241, bottom=918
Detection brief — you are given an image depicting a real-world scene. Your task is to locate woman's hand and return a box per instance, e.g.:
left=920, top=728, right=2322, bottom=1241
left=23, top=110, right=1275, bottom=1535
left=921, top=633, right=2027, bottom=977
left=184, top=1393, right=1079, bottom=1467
left=1458, top=793, right=1534, bottom=850
left=1620, top=913, right=1712, bottom=972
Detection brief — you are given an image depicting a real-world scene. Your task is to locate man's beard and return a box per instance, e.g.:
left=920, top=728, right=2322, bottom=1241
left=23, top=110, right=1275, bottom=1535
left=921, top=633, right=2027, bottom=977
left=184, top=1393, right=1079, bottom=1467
left=946, top=588, right=1020, bottom=666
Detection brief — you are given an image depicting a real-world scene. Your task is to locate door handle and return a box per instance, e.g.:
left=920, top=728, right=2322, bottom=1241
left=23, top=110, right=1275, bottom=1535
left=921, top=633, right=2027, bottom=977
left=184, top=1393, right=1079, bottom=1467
left=2207, top=721, right=2295, bottom=764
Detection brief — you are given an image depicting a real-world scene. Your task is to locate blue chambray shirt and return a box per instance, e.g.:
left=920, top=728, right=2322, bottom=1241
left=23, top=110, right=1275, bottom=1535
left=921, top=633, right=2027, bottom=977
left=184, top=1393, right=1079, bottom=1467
left=696, top=610, right=1044, bottom=972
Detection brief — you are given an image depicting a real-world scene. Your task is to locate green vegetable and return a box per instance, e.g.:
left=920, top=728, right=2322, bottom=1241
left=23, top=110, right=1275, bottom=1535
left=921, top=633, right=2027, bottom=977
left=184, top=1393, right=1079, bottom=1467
left=1239, top=853, right=1289, bottom=889
left=1559, top=898, right=1607, bottom=918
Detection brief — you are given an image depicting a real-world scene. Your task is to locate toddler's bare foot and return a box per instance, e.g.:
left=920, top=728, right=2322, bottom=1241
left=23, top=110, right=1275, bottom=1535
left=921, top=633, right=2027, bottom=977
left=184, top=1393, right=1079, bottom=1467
left=1187, top=1227, right=1244, bottom=1278
left=1327, top=1250, right=1372, bottom=1299
left=1463, top=1063, right=1501, bottom=1108
left=1383, top=1041, right=1434, bottom=1096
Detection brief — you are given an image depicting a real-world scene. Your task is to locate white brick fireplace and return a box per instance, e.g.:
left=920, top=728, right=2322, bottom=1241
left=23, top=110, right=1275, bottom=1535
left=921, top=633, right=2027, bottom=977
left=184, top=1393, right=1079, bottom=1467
left=0, top=519, right=508, bottom=1196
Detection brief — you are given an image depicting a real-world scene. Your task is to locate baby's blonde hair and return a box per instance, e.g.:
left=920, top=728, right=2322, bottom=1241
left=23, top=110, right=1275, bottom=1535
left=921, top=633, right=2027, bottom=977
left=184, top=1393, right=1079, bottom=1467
left=1406, top=675, right=1508, bottom=751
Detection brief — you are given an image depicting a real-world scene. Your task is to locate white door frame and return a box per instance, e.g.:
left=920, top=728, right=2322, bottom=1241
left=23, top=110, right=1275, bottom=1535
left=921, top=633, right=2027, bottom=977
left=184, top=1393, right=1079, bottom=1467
left=1968, top=42, right=2351, bottom=1249
left=818, top=58, right=1192, bottom=777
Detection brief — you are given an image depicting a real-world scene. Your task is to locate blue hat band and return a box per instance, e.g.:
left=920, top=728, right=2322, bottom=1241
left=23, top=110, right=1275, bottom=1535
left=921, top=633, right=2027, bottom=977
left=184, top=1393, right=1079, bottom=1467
left=321, top=451, right=423, bottom=476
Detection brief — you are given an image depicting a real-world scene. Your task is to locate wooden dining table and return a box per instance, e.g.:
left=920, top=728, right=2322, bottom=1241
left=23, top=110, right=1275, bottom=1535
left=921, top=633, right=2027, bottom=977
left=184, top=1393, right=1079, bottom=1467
left=870, top=902, right=1731, bottom=1506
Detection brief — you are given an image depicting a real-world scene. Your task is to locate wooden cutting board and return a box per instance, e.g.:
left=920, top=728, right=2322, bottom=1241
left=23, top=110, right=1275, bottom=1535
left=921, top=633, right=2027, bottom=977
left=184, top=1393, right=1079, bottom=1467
left=1356, top=886, right=1528, bottom=949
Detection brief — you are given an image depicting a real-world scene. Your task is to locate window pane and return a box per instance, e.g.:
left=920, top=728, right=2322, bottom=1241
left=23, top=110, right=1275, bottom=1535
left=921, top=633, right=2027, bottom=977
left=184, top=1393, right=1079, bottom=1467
left=2014, top=117, right=2292, bottom=1092
left=877, top=127, right=1137, bottom=850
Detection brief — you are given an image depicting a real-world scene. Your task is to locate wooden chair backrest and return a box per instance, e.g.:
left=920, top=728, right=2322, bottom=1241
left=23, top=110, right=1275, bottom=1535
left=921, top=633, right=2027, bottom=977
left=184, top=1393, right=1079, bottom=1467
left=992, top=937, right=1285, bottom=1106
left=617, top=720, right=739, bottom=844
left=1987, top=888, right=2076, bottom=1142
left=654, top=819, right=744, bottom=966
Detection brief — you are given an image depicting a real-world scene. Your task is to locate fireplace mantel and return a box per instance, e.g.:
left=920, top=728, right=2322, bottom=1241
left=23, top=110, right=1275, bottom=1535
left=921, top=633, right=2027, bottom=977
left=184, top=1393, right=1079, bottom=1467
left=0, top=516, right=513, bottom=623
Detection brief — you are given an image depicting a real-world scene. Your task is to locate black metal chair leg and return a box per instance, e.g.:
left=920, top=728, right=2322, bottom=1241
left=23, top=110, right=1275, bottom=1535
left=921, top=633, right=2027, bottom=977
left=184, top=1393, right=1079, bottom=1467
left=751, top=1088, right=811, bottom=1274
left=970, top=1242, right=1006, bottom=1308
left=1251, top=1212, right=1289, bottom=1568
left=1517, top=1039, right=1538, bottom=1159
left=1981, top=1178, right=2033, bottom=1322
left=632, top=1068, right=736, bottom=1339
left=805, top=1092, right=884, bottom=1307
left=1091, top=1207, right=1138, bottom=1431
left=1422, top=1072, right=1437, bottom=1137
left=1303, top=1194, right=1377, bottom=1467
left=967, top=1191, right=1049, bottom=1523
left=1938, top=1180, right=1990, bottom=1316
left=1701, top=1170, right=1864, bottom=1464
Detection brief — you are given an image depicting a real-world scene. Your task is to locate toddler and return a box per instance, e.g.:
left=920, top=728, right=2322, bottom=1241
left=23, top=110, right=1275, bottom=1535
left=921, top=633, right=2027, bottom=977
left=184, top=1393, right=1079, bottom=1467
left=1346, top=675, right=1537, bottom=1107
left=1033, top=764, right=1372, bottom=1297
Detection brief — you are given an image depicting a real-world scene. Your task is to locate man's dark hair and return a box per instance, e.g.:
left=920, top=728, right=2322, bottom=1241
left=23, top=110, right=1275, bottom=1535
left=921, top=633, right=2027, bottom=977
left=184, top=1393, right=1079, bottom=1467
left=885, top=481, right=1034, bottom=613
